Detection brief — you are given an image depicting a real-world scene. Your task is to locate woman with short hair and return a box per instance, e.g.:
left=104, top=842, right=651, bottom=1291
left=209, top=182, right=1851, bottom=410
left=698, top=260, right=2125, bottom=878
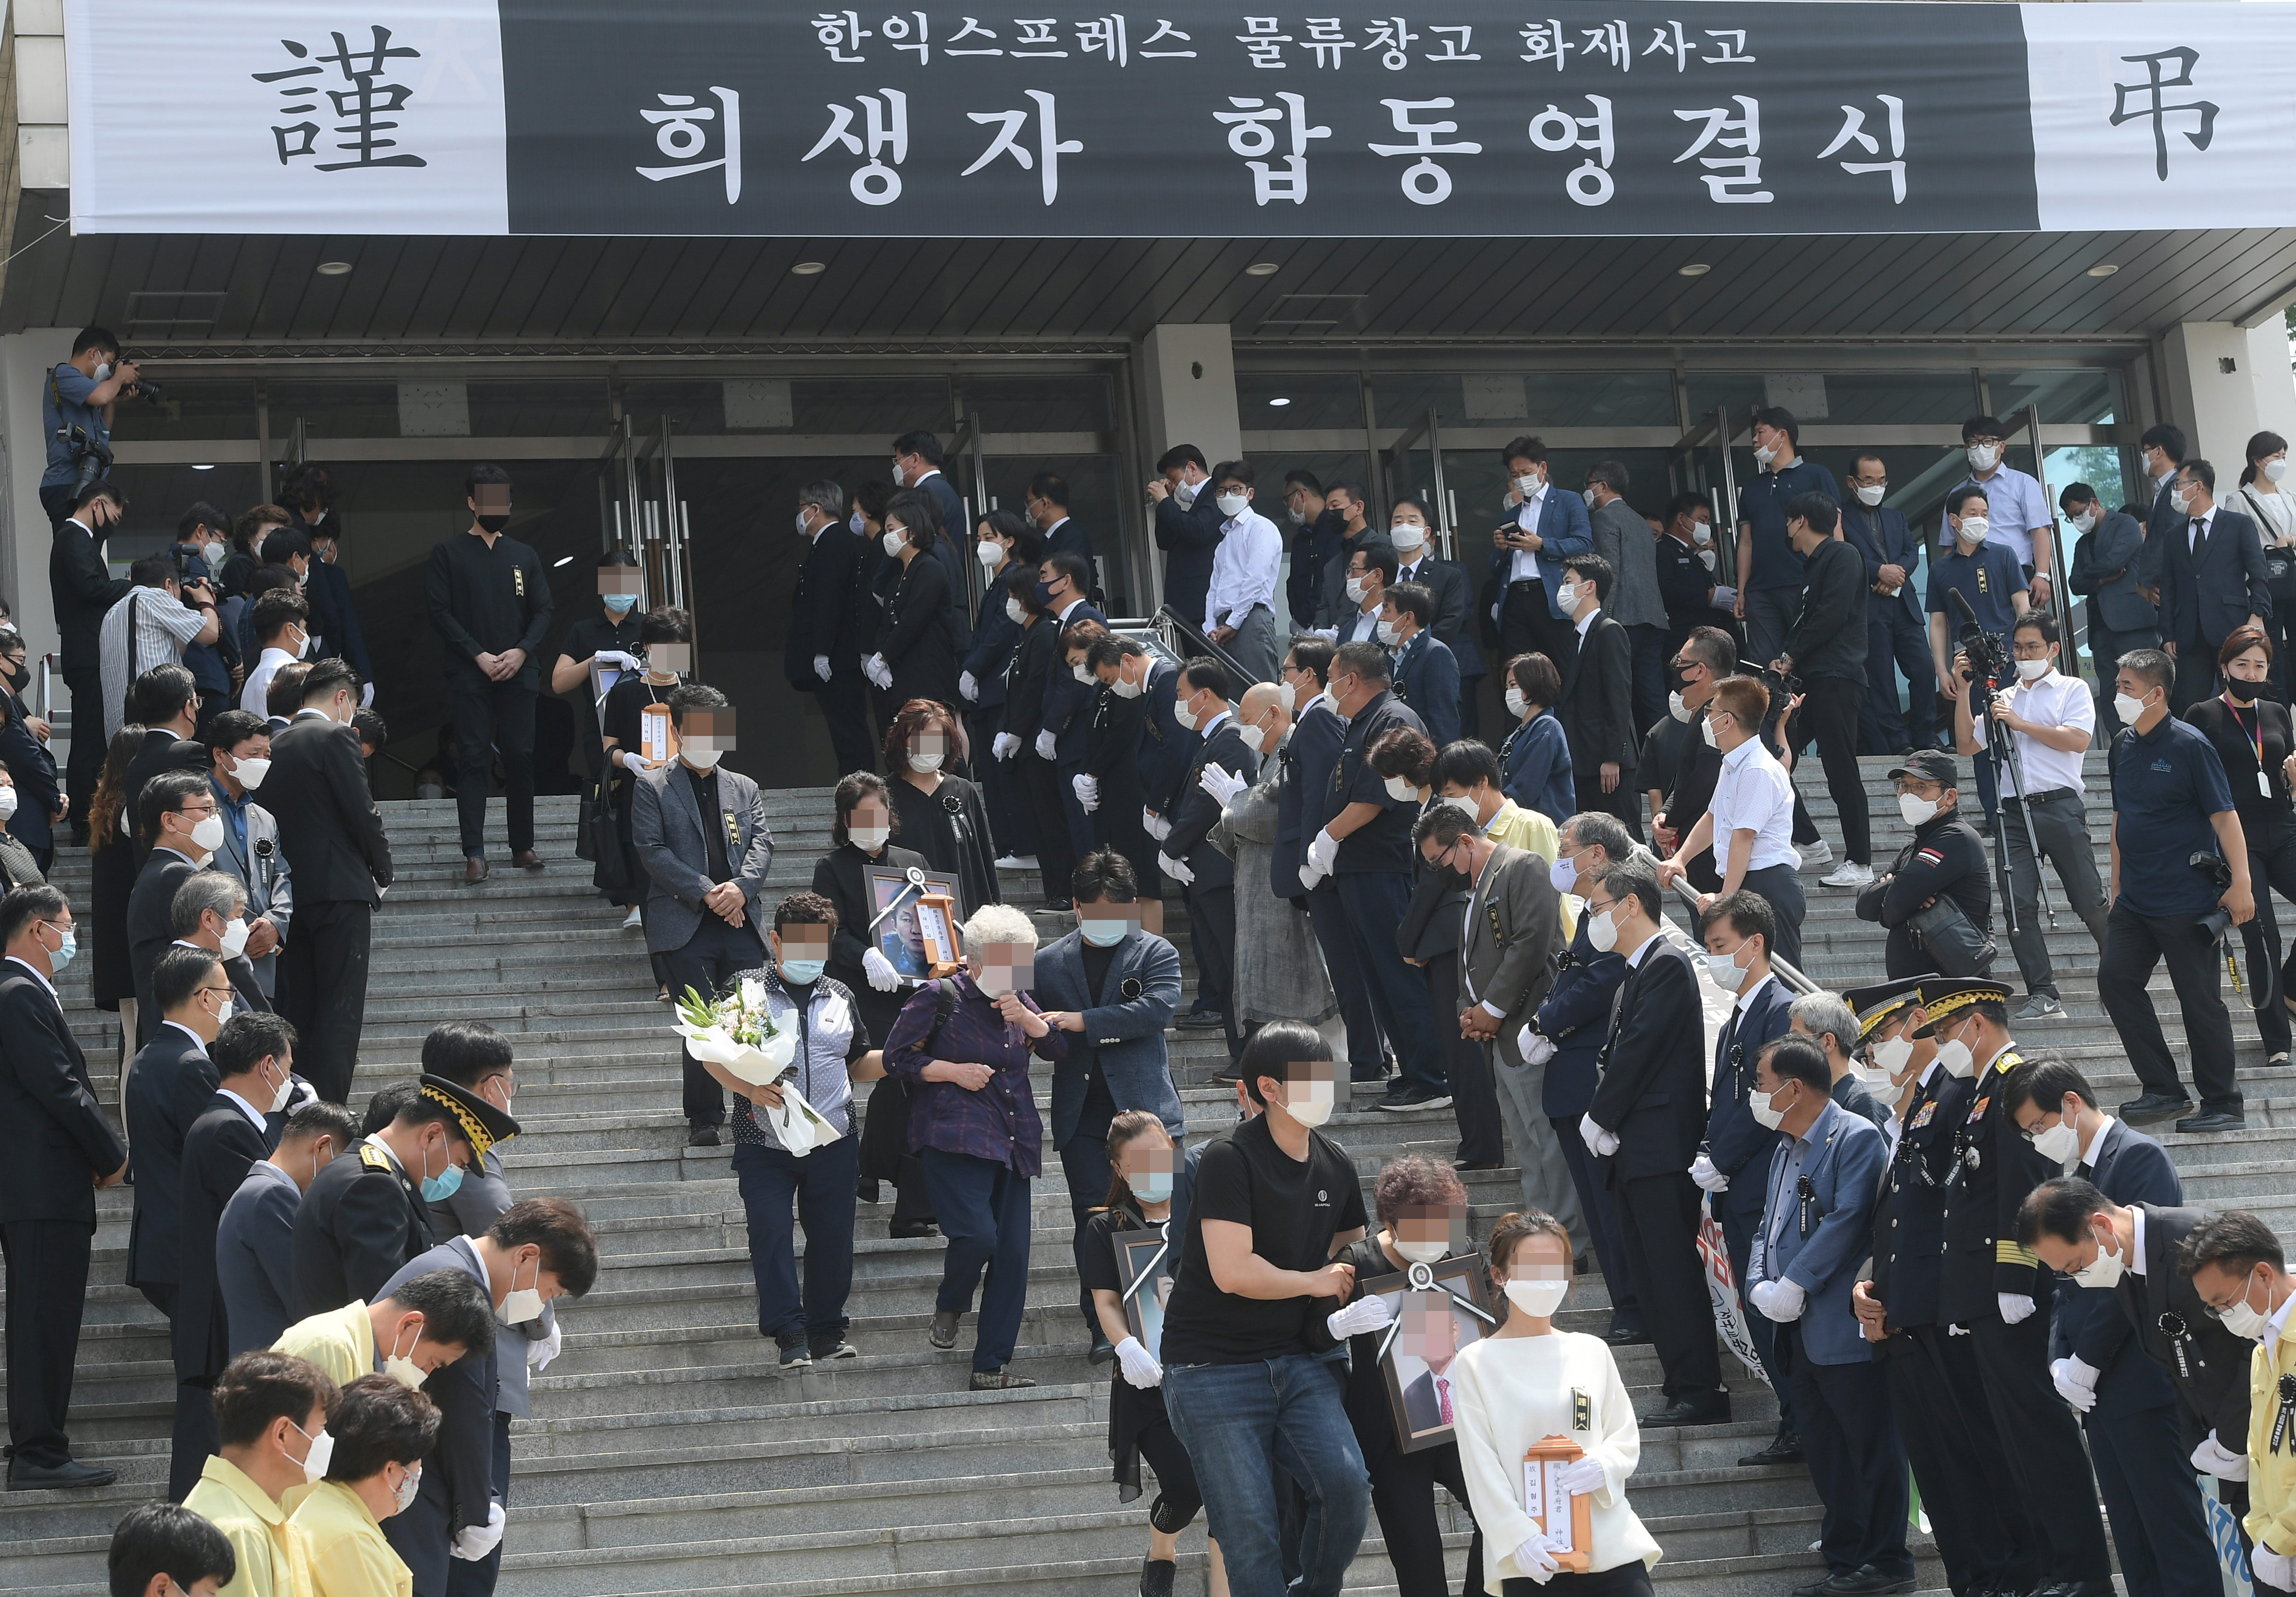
left=882, top=698, right=998, bottom=916
left=1499, top=654, right=1575, bottom=825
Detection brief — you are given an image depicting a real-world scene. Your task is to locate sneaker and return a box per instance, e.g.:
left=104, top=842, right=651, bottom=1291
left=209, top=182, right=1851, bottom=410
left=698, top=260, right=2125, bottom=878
left=1819, top=861, right=1875, bottom=889
left=2015, top=993, right=2066, bottom=1021
left=620, top=906, right=644, bottom=931
left=1349, top=1059, right=1393, bottom=1083
left=1379, top=1083, right=1453, bottom=1112
left=994, top=855, right=1036, bottom=870
left=969, top=1367, right=1037, bottom=1390
left=1798, top=839, right=1833, bottom=871
left=777, top=1341, right=814, bottom=1368
left=809, top=1339, right=860, bottom=1361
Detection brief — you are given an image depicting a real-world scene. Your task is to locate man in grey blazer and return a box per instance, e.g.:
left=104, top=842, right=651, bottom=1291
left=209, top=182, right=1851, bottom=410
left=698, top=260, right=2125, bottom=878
left=2064, top=483, right=2159, bottom=736
left=216, top=1097, right=357, bottom=1359
left=206, top=709, right=293, bottom=1002
left=631, top=684, right=775, bottom=1145
left=1413, top=803, right=1577, bottom=1235
left=1584, top=460, right=1670, bottom=732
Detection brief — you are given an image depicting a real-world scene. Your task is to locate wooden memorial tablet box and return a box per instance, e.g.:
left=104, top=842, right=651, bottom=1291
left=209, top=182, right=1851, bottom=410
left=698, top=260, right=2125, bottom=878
left=1522, top=1434, right=1594, bottom=1572
left=913, top=892, right=962, bottom=977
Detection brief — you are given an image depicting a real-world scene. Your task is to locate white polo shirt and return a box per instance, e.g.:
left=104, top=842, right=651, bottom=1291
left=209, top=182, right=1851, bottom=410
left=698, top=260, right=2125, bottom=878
left=1995, top=667, right=2092, bottom=796
left=1710, top=736, right=1800, bottom=873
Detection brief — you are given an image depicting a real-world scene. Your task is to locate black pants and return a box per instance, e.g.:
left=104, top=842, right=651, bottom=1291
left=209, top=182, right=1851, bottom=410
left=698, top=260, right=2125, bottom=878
left=1779, top=1323, right=1910, bottom=1579
left=1571, top=767, right=1645, bottom=844
left=1188, top=881, right=1242, bottom=1063
left=447, top=672, right=537, bottom=857
left=1968, top=1305, right=2112, bottom=1584
left=2244, top=824, right=2296, bottom=1055
left=1431, top=956, right=1502, bottom=1165
left=967, top=707, right=1031, bottom=860
left=1368, top=1438, right=1487, bottom=1597
left=1307, top=880, right=1384, bottom=1073
left=814, top=672, right=879, bottom=778
left=443, top=1409, right=513, bottom=1597
left=1626, top=622, right=1668, bottom=736
left=1556, top=1123, right=1640, bottom=1335
left=1499, top=1562, right=1654, bottom=1597
left=2170, top=636, right=2221, bottom=714
left=1876, top=1325, right=2028, bottom=1592
left=1740, top=862, right=1806, bottom=971
left=63, top=665, right=107, bottom=834
left=660, top=914, right=766, bottom=1127
left=167, top=1373, right=221, bottom=1501
left=1134, top=1413, right=1207, bottom=1534
left=282, top=899, right=373, bottom=1104
left=1789, top=674, right=1871, bottom=865
left=1608, top=1170, right=1721, bottom=1400
left=2087, top=1397, right=2221, bottom=1597
left=1058, top=1115, right=1113, bottom=1338
left=1861, top=603, right=1938, bottom=753
left=1020, top=752, right=1076, bottom=906
left=1719, top=1187, right=1792, bottom=1438
left=2091, top=624, right=2161, bottom=738
left=2100, top=897, right=2242, bottom=1115
left=1499, top=582, right=1577, bottom=675
left=3, top=1218, right=92, bottom=1469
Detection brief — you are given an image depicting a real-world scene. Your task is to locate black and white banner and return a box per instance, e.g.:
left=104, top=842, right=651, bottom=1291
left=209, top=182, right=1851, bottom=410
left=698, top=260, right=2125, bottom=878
left=64, top=0, right=2296, bottom=237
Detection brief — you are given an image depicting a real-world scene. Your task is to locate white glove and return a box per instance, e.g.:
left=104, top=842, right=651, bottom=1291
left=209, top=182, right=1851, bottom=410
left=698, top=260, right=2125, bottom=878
left=861, top=947, right=901, bottom=992
left=1143, top=809, right=1172, bottom=842
left=1073, top=774, right=1100, bottom=812
left=1199, top=761, right=1248, bottom=807
left=959, top=670, right=979, bottom=702
left=813, top=654, right=832, bottom=682
left=1306, top=828, right=1340, bottom=878
left=1554, top=1455, right=1607, bottom=1496
left=863, top=654, right=893, bottom=689
left=1034, top=729, right=1059, bottom=761
left=1298, top=854, right=1329, bottom=891
left=1515, top=1533, right=1563, bottom=1585
left=1326, top=1295, right=1395, bottom=1340
left=1998, top=1293, right=2037, bottom=1327
left=360, top=682, right=375, bottom=709
left=2192, top=1431, right=2248, bottom=1481
left=2048, top=1355, right=2101, bottom=1414
left=1750, top=1278, right=1806, bottom=1323
left=594, top=650, right=641, bottom=673
left=1158, top=850, right=1195, bottom=886
left=1947, top=1323, right=1970, bottom=1337
left=450, top=1502, right=505, bottom=1561
left=1578, top=1113, right=1618, bottom=1159
left=1114, top=1335, right=1164, bottom=1390
left=525, top=1319, right=562, bottom=1370
left=2253, top=1544, right=2295, bottom=1590
left=1519, top=1026, right=1557, bottom=1067
left=1690, top=1153, right=1730, bottom=1193
left=993, top=733, right=1021, bottom=761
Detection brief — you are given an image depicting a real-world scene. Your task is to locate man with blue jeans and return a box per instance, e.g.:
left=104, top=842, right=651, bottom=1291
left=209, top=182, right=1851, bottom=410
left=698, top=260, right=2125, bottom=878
left=1159, top=1027, right=1371, bottom=1597
left=1303, top=641, right=1450, bottom=1112
left=1926, top=485, right=2030, bottom=831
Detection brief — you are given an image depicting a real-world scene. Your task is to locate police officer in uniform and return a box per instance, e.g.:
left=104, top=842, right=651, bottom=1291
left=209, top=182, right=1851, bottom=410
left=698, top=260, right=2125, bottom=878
left=1847, top=977, right=2032, bottom=1597
left=288, top=1074, right=518, bottom=1319
left=1919, top=979, right=2113, bottom=1597
left=1855, top=751, right=1992, bottom=980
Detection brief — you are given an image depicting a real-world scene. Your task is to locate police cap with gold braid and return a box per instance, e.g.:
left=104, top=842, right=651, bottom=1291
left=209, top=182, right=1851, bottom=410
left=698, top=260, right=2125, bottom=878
left=1909, top=978, right=2012, bottom=1037
left=418, top=1072, right=520, bottom=1164
left=1841, top=975, right=1932, bottom=1042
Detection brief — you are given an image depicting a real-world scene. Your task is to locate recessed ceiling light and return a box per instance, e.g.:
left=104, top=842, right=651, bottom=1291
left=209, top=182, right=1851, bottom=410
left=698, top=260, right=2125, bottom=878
left=316, top=260, right=352, bottom=276
left=1245, top=261, right=1280, bottom=276
left=2086, top=263, right=2119, bottom=278
left=1677, top=263, right=1711, bottom=277
left=791, top=260, right=827, bottom=275
left=1268, top=396, right=1291, bottom=407
left=191, top=464, right=214, bottom=471
left=552, top=554, right=573, bottom=568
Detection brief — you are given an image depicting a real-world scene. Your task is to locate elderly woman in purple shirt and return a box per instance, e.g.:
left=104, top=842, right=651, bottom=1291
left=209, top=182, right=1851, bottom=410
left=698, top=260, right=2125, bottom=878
left=886, top=902, right=1067, bottom=1390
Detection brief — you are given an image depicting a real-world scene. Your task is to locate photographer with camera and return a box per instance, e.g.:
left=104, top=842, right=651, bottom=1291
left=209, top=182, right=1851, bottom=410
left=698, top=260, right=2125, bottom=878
left=37, top=326, right=145, bottom=530
left=172, top=504, right=242, bottom=733
left=1928, top=487, right=2032, bottom=834
left=98, top=554, right=219, bottom=744
left=1951, top=611, right=2110, bottom=1021
left=2103, top=647, right=2253, bottom=1135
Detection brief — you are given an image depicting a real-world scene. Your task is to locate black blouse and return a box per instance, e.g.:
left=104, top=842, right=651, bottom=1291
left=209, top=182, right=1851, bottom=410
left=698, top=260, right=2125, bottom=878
left=1078, top=1201, right=1176, bottom=1502
left=2183, top=692, right=2293, bottom=841
left=886, top=774, right=999, bottom=918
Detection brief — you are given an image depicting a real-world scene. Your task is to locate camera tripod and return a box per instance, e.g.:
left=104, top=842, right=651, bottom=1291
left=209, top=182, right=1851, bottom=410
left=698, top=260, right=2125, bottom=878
left=1969, top=658, right=2059, bottom=942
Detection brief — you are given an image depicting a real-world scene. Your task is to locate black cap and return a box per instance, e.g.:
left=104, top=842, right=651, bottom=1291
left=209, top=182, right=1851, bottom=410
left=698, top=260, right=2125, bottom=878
left=1885, top=749, right=1958, bottom=788
left=1911, top=979, right=2012, bottom=1034
left=1843, top=976, right=1932, bottom=1041
left=417, top=1073, right=519, bottom=1165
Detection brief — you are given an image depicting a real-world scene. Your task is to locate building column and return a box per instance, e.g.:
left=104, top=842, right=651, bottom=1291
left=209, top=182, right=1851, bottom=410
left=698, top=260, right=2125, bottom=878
left=1137, top=324, right=1241, bottom=615
left=0, top=328, right=73, bottom=677
left=2160, top=318, right=2296, bottom=467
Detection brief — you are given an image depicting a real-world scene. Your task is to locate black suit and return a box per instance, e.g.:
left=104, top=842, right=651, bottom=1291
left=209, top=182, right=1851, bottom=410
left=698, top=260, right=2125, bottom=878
left=1002, top=619, right=1073, bottom=906
left=786, top=525, right=876, bottom=775
left=881, top=552, right=962, bottom=711
left=122, top=731, right=211, bottom=865
left=266, top=712, right=392, bottom=1103
left=124, top=1025, right=220, bottom=1306
left=2158, top=505, right=2273, bottom=710
left=1395, top=555, right=1482, bottom=733
left=126, top=848, right=199, bottom=1047
left=289, top=1137, right=436, bottom=1318
left=1163, top=717, right=1261, bottom=1066
left=1154, top=491, right=1225, bottom=629
left=0, top=960, right=128, bottom=1471
left=170, top=1094, right=267, bottom=1499
left=2121, top=1205, right=2252, bottom=1474
left=49, top=515, right=134, bottom=826
left=1586, top=937, right=1719, bottom=1400
left=1783, top=536, right=1873, bottom=864
left=1557, top=614, right=1641, bottom=839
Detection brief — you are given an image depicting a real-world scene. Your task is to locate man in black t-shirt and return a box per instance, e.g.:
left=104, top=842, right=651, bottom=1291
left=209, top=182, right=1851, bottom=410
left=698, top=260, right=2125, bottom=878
left=1159, top=1023, right=1371, bottom=1597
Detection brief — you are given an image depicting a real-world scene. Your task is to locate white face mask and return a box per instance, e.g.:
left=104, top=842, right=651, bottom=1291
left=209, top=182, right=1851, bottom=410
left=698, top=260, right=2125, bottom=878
left=383, top=1324, right=427, bottom=1391
left=231, top=755, right=271, bottom=790
left=1392, top=524, right=1427, bottom=553
left=2072, top=1226, right=2126, bottom=1288
left=189, top=813, right=227, bottom=855
left=1898, top=791, right=1940, bottom=827
left=1934, top=1034, right=1975, bottom=1080
left=1967, top=442, right=2001, bottom=471
left=1286, top=505, right=1307, bottom=526
left=1374, top=619, right=1399, bottom=647
left=1586, top=908, right=1619, bottom=953
left=0, top=788, right=15, bottom=822
left=390, top=1461, right=424, bottom=1515
left=1237, top=720, right=1270, bottom=756
left=1696, top=547, right=1717, bottom=570
left=2222, top=1275, right=2273, bottom=1340
left=1753, top=441, right=1780, bottom=468
left=1855, top=483, right=1887, bottom=507
left=2016, top=658, right=2050, bottom=682
left=1344, top=574, right=1369, bottom=604
left=1513, top=473, right=1544, bottom=498
left=849, top=824, right=890, bottom=852
left=848, top=509, right=865, bottom=535
left=499, top=1254, right=545, bottom=1326
left=1320, top=685, right=1343, bottom=717
left=1173, top=478, right=1199, bottom=507
left=1071, top=663, right=1092, bottom=684
left=2268, top=459, right=2290, bottom=485
left=883, top=529, right=908, bottom=558
left=1957, top=516, right=1990, bottom=545
left=795, top=509, right=815, bottom=537
left=1278, top=680, right=1297, bottom=715
left=2029, top=1117, right=2081, bottom=1167
left=92, top=361, right=113, bottom=383
left=1505, top=687, right=1529, bottom=720
left=263, top=1058, right=294, bottom=1114
left=1669, top=691, right=1692, bottom=723
left=286, top=1419, right=333, bottom=1486
left=1548, top=855, right=1579, bottom=895
left=1749, top=1083, right=1792, bottom=1131
left=1216, top=491, right=1249, bottom=519
left=2170, top=487, right=2194, bottom=516
left=1700, top=717, right=1720, bottom=748
left=1690, top=522, right=1712, bottom=546
left=219, top=917, right=253, bottom=959
left=1111, top=668, right=1143, bottom=700
left=1280, top=1076, right=1336, bottom=1128
left=1172, top=696, right=1200, bottom=732
left=1383, top=774, right=1417, bottom=803
left=1703, top=945, right=1748, bottom=991
left=1556, top=582, right=1585, bottom=613
left=910, top=746, right=945, bottom=774
left=1873, top=1033, right=1915, bottom=1080
left=2071, top=509, right=2098, bottom=534
left=976, top=539, right=1003, bottom=567
left=1394, top=1234, right=1449, bottom=1265
left=1005, top=598, right=1029, bottom=626
left=2113, top=689, right=2153, bottom=725
left=1505, top=1277, right=1570, bottom=1317
left=682, top=745, right=724, bottom=770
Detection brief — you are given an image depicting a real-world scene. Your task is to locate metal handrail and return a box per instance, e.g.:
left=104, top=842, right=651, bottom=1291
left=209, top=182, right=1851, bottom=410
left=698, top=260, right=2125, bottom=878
left=1665, top=875, right=1819, bottom=995
left=1152, top=604, right=1271, bottom=689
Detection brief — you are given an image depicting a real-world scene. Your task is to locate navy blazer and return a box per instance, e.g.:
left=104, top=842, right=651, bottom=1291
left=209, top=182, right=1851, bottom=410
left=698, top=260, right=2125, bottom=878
left=1040, top=602, right=1110, bottom=764
left=0, top=964, right=127, bottom=1227
left=305, top=558, right=373, bottom=685
left=2051, top=1118, right=2181, bottom=1419
left=1533, top=916, right=1626, bottom=1120
left=1869, top=1068, right=1965, bottom=1331
left=379, top=1238, right=499, bottom=1589
left=1749, top=1099, right=1888, bottom=1365
left=1155, top=492, right=1226, bottom=628
left=960, top=559, right=1026, bottom=710
left=1164, top=717, right=1261, bottom=890
left=1394, top=554, right=1481, bottom=680
left=1485, top=489, right=1596, bottom=623
left=1035, top=925, right=1185, bottom=1147
left=1706, top=978, right=1798, bottom=1206
left=1137, top=661, right=1198, bottom=817
left=2070, top=512, right=2154, bottom=636
left=1586, top=939, right=1707, bottom=1181
left=2135, top=476, right=2186, bottom=591
left=0, top=705, right=59, bottom=853
left=1838, top=502, right=1924, bottom=626
left=216, top=1158, right=298, bottom=1358
left=124, top=1024, right=221, bottom=1290
left=1043, top=517, right=1094, bottom=567
left=1273, top=706, right=1343, bottom=899
left=1390, top=627, right=1460, bottom=750
left=2158, top=506, right=2271, bottom=648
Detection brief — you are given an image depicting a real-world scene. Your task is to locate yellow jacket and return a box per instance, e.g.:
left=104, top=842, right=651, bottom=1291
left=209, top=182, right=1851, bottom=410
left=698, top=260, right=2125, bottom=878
left=289, top=1480, right=413, bottom=1597
left=1486, top=798, right=1559, bottom=866
left=183, top=1454, right=314, bottom=1597
left=2250, top=1329, right=2296, bottom=1554
left=273, top=1301, right=376, bottom=1391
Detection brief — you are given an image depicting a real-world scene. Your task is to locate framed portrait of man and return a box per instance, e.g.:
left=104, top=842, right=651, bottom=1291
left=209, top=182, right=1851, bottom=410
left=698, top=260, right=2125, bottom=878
left=1358, top=1255, right=1496, bottom=1453
left=1113, top=1227, right=1175, bottom=1360
left=865, top=865, right=961, bottom=982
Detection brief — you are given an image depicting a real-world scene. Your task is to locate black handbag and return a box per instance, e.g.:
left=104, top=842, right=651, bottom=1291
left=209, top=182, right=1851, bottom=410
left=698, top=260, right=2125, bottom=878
left=586, top=778, right=637, bottom=899
left=1906, top=896, right=1996, bottom=977
left=2242, top=489, right=2296, bottom=602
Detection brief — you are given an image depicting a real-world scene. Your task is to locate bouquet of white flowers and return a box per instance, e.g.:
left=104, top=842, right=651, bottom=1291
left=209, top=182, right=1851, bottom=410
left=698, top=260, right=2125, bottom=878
left=672, top=980, right=842, bottom=1153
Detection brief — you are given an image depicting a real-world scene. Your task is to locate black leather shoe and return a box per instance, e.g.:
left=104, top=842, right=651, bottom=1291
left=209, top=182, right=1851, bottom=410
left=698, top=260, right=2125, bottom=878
left=686, top=1124, right=720, bottom=1148
left=463, top=856, right=491, bottom=885
left=1089, top=1337, right=1116, bottom=1367
left=1176, top=1009, right=1224, bottom=1030
left=1739, top=1430, right=1803, bottom=1466
left=1639, top=1392, right=1730, bottom=1427
left=7, top=1456, right=116, bottom=1489
left=929, top=1309, right=961, bottom=1350
left=2175, top=1110, right=2247, bottom=1134
left=1821, top=1569, right=1916, bottom=1595
left=1792, top=1575, right=1840, bottom=1597
left=1603, top=1325, right=1651, bottom=1348
left=1140, top=1556, right=1177, bottom=1597
left=512, top=849, right=545, bottom=870
left=890, top=1221, right=937, bottom=1239
left=2118, top=1091, right=2193, bottom=1124
left=1349, top=1058, right=1392, bottom=1083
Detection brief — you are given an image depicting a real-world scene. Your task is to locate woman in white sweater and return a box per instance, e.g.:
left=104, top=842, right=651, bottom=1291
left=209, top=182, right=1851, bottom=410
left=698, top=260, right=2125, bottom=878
left=1449, top=1211, right=1661, bottom=1594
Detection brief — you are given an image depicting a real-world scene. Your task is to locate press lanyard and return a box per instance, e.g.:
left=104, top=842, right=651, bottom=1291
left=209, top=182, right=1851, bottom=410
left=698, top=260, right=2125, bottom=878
left=2225, top=695, right=2271, bottom=798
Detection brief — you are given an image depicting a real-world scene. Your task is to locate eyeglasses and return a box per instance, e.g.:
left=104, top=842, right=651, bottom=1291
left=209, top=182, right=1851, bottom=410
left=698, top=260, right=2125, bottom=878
left=1967, top=436, right=2006, bottom=449
left=1583, top=896, right=1618, bottom=916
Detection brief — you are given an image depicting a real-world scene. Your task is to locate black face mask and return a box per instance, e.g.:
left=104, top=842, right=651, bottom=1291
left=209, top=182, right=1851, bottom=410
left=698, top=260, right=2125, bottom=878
left=476, top=513, right=511, bottom=534
left=2228, top=678, right=2261, bottom=705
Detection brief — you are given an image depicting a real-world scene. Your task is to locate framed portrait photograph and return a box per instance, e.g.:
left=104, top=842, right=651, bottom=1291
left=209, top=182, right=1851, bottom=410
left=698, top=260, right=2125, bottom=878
left=865, top=866, right=961, bottom=982
left=1113, top=1227, right=1176, bottom=1361
left=1359, top=1255, right=1497, bottom=1454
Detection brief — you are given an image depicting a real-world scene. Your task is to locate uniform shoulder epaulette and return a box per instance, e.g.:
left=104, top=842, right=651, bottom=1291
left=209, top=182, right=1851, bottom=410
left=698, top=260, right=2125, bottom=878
left=1992, top=1049, right=2023, bottom=1076
left=359, top=1143, right=391, bottom=1171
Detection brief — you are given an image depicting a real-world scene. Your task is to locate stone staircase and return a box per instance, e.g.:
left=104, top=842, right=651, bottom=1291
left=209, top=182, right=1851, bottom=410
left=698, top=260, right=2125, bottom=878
left=0, top=753, right=2281, bottom=1595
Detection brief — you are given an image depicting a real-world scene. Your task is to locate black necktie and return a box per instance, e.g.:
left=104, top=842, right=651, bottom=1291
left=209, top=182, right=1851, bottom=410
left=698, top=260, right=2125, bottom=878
left=2193, top=516, right=2209, bottom=557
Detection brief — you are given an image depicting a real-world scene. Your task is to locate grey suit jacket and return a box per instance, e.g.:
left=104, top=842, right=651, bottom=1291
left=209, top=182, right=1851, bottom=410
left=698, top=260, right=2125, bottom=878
left=2070, top=511, right=2154, bottom=635
left=1590, top=497, right=1667, bottom=630
left=1034, top=926, right=1186, bottom=1147
left=632, top=761, right=775, bottom=955
left=217, top=1158, right=299, bottom=1359
left=1460, top=844, right=1564, bottom=1069
left=212, top=791, right=293, bottom=999
left=428, top=1148, right=549, bottom=1419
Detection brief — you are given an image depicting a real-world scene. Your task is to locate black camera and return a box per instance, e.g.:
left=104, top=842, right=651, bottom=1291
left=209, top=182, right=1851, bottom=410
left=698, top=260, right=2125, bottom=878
left=120, top=378, right=162, bottom=402
left=2194, top=850, right=2234, bottom=941
left=1945, top=588, right=2013, bottom=689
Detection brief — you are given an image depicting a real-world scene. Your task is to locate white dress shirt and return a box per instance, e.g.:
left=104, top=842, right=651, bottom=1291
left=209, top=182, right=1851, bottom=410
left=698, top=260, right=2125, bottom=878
left=1998, top=667, right=2093, bottom=795
left=1575, top=605, right=1601, bottom=641
left=1709, top=737, right=1800, bottom=873
left=2189, top=509, right=2214, bottom=552
left=2077, top=1114, right=2116, bottom=1172
left=240, top=645, right=301, bottom=719
left=5, top=953, right=57, bottom=1004
left=1509, top=485, right=1549, bottom=585
left=1205, top=507, right=1283, bottom=630
left=218, top=1088, right=269, bottom=1133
